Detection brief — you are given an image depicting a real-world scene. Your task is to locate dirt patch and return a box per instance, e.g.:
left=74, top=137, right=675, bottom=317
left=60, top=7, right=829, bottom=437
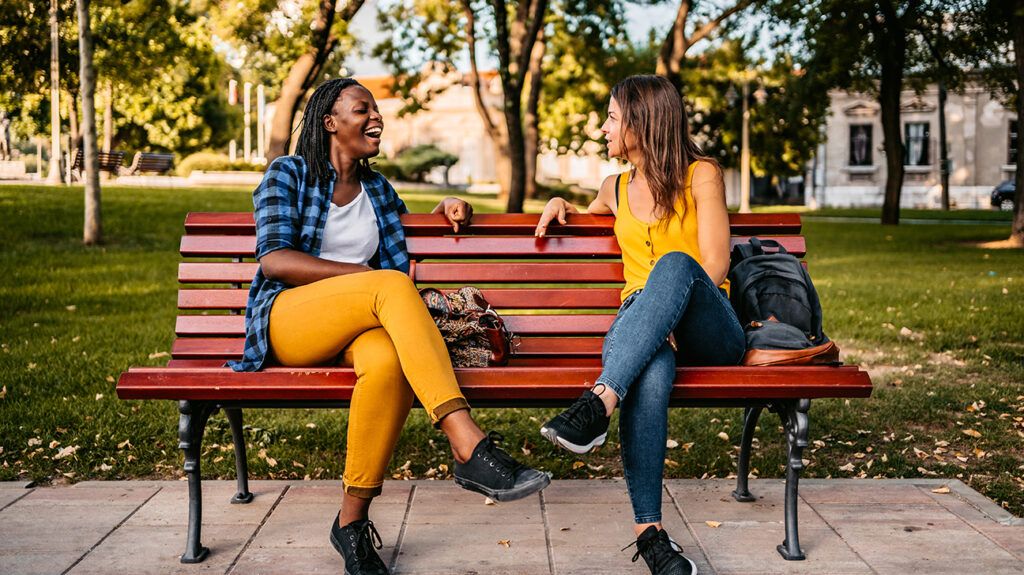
left=976, top=238, right=1024, bottom=249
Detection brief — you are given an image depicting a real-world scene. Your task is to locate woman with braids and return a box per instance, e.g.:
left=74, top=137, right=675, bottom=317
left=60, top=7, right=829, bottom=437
left=231, top=78, right=549, bottom=575
left=536, top=75, right=744, bottom=575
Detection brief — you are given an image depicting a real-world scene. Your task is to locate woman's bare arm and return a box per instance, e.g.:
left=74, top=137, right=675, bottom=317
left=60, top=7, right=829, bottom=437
left=691, top=162, right=731, bottom=286
left=259, top=249, right=371, bottom=286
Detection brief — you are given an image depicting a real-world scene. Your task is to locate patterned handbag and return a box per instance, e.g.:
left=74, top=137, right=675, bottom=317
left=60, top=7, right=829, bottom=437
left=419, top=286, right=516, bottom=367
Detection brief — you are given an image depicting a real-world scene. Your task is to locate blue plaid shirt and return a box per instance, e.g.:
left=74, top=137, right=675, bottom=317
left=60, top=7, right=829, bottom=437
left=229, top=155, right=409, bottom=372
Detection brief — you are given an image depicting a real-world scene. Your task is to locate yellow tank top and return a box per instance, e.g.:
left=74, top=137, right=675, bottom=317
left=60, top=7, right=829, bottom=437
left=614, top=162, right=730, bottom=301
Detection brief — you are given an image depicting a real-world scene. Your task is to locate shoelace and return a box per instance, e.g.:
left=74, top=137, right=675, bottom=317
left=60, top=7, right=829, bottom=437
left=481, top=431, right=525, bottom=479
left=560, top=394, right=601, bottom=431
left=622, top=532, right=685, bottom=568
left=354, top=519, right=384, bottom=561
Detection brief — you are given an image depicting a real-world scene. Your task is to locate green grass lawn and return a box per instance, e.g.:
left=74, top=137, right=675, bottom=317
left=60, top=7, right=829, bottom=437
left=1, top=184, right=1022, bottom=516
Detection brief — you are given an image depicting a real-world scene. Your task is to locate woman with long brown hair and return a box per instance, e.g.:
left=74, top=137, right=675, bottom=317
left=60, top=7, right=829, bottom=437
left=536, top=75, right=744, bottom=575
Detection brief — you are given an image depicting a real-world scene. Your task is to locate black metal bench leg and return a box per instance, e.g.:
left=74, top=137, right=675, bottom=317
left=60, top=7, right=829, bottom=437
left=776, top=399, right=810, bottom=561
left=732, top=406, right=763, bottom=502
left=179, top=400, right=216, bottom=564
left=224, top=408, right=254, bottom=504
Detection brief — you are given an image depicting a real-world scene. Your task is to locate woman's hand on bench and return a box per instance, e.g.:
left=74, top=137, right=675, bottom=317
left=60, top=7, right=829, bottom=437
left=432, top=197, right=474, bottom=233
left=535, top=197, right=579, bottom=237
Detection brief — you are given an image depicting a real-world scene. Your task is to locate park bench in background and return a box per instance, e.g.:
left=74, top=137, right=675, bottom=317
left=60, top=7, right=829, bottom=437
left=116, top=211, right=873, bottom=564
left=71, top=148, right=125, bottom=179
left=123, top=151, right=175, bottom=175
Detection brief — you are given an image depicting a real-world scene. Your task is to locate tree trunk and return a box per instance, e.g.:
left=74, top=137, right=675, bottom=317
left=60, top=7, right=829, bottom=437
left=503, top=89, right=528, bottom=213
left=265, top=0, right=364, bottom=162
left=77, top=0, right=101, bottom=245
left=876, top=13, right=907, bottom=226
left=47, top=0, right=63, bottom=184
left=655, top=0, right=750, bottom=91
left=68, top=90, right=80, bottom=158
left=102, top=80, right=112, bottom=153
left=523, top=29, right=544, bottom=200
left=1010, top=0, right=1024, bottom=246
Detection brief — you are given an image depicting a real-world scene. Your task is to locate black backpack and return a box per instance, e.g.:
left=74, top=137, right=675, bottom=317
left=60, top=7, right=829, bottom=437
left=728, top=238, right=839, bottom=366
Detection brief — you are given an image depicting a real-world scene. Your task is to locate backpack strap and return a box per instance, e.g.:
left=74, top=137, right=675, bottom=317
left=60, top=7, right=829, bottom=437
left=614, top=174, right=621, bottom=210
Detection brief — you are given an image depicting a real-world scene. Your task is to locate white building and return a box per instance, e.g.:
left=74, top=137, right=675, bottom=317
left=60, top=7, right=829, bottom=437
left=811, top=84, right=1015, bottom=209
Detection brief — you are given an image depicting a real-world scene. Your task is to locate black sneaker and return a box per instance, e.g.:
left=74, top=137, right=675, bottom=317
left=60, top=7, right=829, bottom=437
left=329, top=515, right=389, bottom=575
left=539, top=389, right=611, bottom=454
left=453, top=431, right=551, bottom=501
left=624, top=525, right=698, bottom=575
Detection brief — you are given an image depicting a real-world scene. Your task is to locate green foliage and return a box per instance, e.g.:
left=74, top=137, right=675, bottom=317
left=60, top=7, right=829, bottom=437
left=680, top=40, right=829, bottom=177
left=373, top=144, right=458, bottom=182
left=177, top=151, right=264, bottom=176
left=0, top=0, right=239, bottom=155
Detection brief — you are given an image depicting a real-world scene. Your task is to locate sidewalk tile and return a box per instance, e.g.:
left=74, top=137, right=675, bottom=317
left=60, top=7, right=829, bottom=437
left=395, top=522, right=548, bottom=574
left=665, top=480, right=827, bottom=528
left=691, top=522, right=872, bottom=574
left=540, top=479, right=631, bottom=504
left=406, top=482, right=543, bottom=525
left=799, top=482, right=935, bottom=505
left=127, top=482, right=284, bottom=526
left=250, top=502, right=405, bottom=550
left=18, top=485, right=157, bottom=506
left=0, top=487, right=31, bottom=510
left=65, top=523, right=248, bottom=575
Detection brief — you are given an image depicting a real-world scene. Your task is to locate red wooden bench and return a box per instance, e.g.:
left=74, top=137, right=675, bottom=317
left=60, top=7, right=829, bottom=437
left=116, top=211, right=872, bottom=564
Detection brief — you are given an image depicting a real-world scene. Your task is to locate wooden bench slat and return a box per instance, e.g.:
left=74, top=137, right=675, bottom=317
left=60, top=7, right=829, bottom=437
left=179, top=235, right=806, bottom=258
left=179, top=262, right=260, bottom=283
left=414, top=262, right=626, bottom=283
left=172, top=336, right=605, bottom=359
left=175, top=314, right=617, bottom=337
left=184, top=212, right=803, bottom=236
left=117, top=365, right=872, bottom=402
left=178, top=288, right=625, bottom=310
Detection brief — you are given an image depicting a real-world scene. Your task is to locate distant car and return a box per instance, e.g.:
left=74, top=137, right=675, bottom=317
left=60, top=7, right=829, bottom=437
left=991, top=180, right=1016, bottom=211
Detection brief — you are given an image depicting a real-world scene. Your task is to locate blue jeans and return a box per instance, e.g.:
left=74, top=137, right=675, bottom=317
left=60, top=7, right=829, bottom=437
left=598, top=252, right=745, bottom=524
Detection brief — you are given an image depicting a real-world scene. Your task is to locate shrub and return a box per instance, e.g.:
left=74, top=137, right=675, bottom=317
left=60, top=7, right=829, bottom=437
left=372, top=144, right=458, bottom=183
left=177, top=151, right=263, bottom=176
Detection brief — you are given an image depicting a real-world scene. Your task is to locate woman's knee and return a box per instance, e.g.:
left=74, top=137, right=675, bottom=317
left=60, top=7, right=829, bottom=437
left=651, top=251, right=704, bottom=284
left=351, top=330, right=405, bottom=382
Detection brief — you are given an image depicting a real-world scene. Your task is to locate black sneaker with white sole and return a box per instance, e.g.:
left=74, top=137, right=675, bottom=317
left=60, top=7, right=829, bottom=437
left=329, top=515, right=389, bottom=575
left=625, top=525, right=698, bottom=575
left=453, top=431, right=551, bottom=501
left=540, top=389, right=611, bottom=454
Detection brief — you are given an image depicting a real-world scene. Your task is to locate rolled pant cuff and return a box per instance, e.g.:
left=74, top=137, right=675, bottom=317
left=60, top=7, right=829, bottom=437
left=431, top=397, right=470, bottom=426
left=343, top=481, right=383, bottom=499
left=634, top=514, right=662, bottom=525
left=596, top=378, right=626, bottom=401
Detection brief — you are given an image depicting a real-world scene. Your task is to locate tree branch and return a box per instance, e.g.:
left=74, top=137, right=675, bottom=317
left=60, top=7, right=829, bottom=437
left=461, top=0, right=502, bottom=143
left=689, top=0, right=752, bottom=47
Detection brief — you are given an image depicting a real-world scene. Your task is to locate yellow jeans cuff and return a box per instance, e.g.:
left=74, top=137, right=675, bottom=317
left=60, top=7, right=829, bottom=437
left=431, top=397, right=470, bottom=427
left=343, top=480, right=383, bottom=499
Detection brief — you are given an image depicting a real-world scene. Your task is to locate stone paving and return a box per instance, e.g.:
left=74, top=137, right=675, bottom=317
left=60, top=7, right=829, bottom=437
left=0, top=478, right=1020, bottom=574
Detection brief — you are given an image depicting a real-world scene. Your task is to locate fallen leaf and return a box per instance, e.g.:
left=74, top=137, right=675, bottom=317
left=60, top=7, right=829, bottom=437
left=53, top=445, right=79, bottom=459
left=0, top=385, right=6, bottom=399
left=484, top=497, right=496, bottom=506
left=117, top=440, right=131, bottom=449
left=498, top=539, right=511, bottom=548
left=913, top=447, right=928, bottom=459
left=559, top=527, right=570, bottom=531
left=95, top=393, right=104, bottom=401
left=49, top=440, right=60, bottom=449
left=705, top=521, right=722, bottom=528
left=99, top=463, right=112, bottom=472
left=931, top=486, right=951, bottom=494
left=664, top=459, right=679, bottom=468
left=962, top=429, right=982, bottom=438
left=572, top=461, right=585, bottom=470
left=681, top=442, right=695, bottom=452
left=105, top=376, right=115, bottom=383
left=839, top=463, right=856, bottom=472
left=27, top=438, right=41, bottom=447
left=27, top=363, right=36, bottom=370
left=717, top=432, right=730, bottom=442
left=666, top=439, right=679, bottom=449
left=305, top=422, right=317, bottom=429
left=147, top=351, right=169, bottom=359
left=65, top=305, right=77, bottom=312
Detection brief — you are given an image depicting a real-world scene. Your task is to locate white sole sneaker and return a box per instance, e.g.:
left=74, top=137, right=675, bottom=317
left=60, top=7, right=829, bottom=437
left=540, top=427, right=607, bottom=454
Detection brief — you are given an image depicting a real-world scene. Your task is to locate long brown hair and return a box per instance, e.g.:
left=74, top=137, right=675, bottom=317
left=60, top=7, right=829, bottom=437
left=611, top=75, right=715, bottom=224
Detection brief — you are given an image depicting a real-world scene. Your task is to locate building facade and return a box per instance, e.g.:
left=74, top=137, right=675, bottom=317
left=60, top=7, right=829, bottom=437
left=811, top=84, right=1016, bottom=209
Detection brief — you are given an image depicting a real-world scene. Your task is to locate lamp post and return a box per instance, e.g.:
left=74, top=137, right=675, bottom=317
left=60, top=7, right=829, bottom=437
left=46, top=0, right=63, bottom=184
left=726, top=70, right=765, bottom=213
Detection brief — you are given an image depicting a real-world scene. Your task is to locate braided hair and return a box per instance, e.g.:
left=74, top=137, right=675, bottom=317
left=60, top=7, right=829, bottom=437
left=294, top=78, right=370, bottom=187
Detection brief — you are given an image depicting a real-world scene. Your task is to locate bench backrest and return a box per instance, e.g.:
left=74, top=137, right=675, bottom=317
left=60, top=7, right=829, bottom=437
left=72, top=148, right=125, bottom=172
left=131, top=152, right=175, bottom=174
left=172, top=212, right=804, bottom=369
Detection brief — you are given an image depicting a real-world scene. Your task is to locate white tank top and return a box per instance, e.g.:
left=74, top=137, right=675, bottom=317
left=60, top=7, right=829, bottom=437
left=318, top=184, right=380, bottom=266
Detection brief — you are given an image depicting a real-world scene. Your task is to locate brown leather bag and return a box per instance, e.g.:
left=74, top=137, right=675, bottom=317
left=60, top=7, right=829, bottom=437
left=740, top=318, right=840, bottom=366
left=419, top=287, right=515, bottom=367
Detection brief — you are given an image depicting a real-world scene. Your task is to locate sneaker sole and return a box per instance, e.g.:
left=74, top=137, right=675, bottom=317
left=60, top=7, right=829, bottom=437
left=539, top=427, right=607, bottom=454
left=454, top=471, right=551, bottom=502
left=328, top=531, right=353, bottom=575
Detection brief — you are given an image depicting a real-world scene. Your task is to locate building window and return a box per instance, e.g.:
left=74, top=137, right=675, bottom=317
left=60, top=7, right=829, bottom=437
left=849, top=124, right=872, bottom=166
left=1009, top=120, right=1018, bottom=165
left=904, top=122, right=930, bottom=166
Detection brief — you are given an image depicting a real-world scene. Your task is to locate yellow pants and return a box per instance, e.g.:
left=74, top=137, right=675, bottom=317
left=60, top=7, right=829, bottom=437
left=268, top=269, right=469, bottom=498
